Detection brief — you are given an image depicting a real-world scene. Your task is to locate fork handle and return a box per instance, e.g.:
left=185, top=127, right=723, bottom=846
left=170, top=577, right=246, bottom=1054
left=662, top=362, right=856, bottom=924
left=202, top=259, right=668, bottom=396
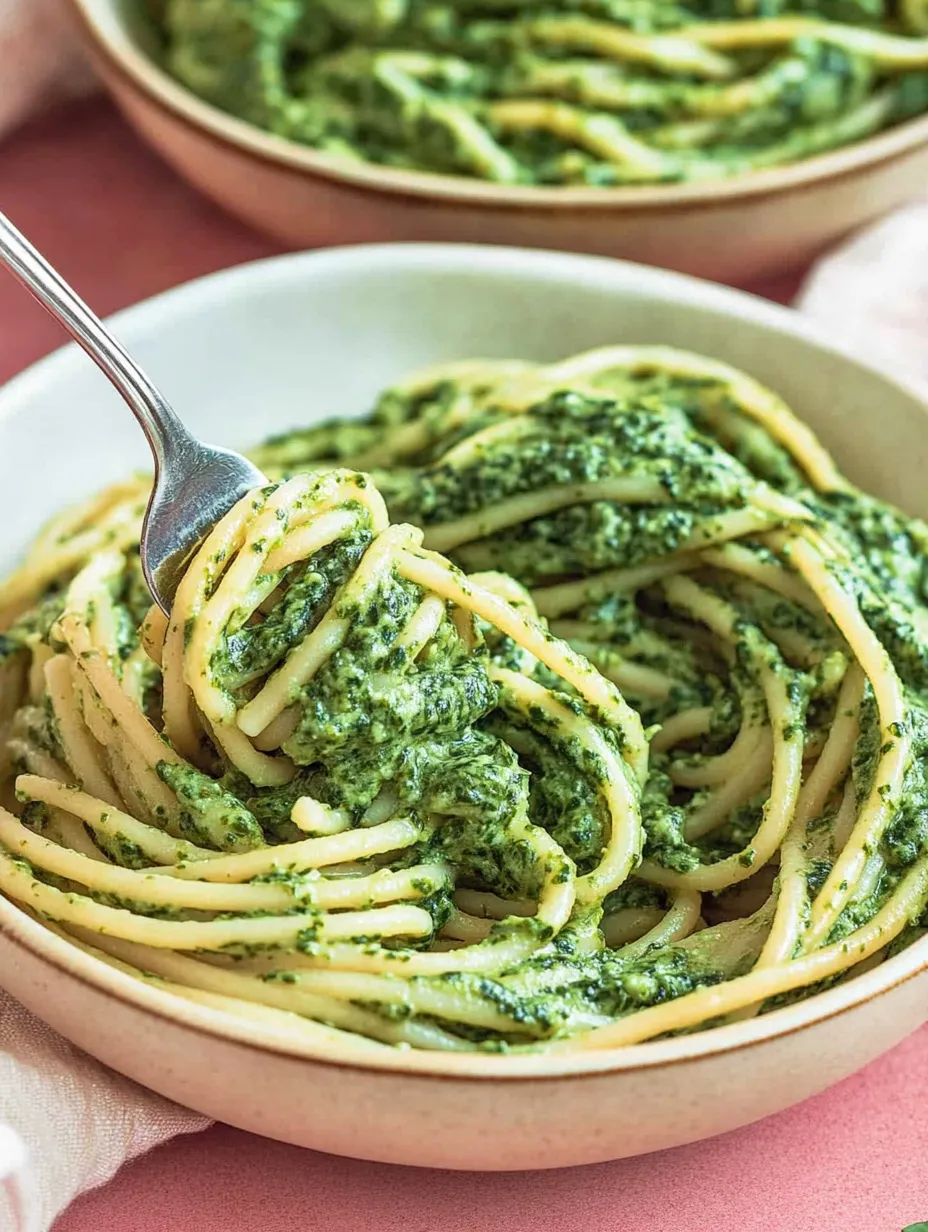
left=0, top=210, right=196, bottom=469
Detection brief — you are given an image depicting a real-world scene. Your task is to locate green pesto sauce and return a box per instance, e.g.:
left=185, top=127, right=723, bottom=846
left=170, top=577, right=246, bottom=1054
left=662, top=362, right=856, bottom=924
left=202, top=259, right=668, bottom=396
left=249, top=366, right=928, bottom=1009
left=10, top=356, right=928, bottom=1048
left=213, top=523, right=373, bottom=689
left=155, top=0, right=928, bottom=187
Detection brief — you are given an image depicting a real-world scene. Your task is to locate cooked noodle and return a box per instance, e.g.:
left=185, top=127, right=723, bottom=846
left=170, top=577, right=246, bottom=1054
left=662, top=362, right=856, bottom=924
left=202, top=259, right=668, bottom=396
left=2, top=344, right=928, bottom=1052
left=158, top=1, right=928, bottom=186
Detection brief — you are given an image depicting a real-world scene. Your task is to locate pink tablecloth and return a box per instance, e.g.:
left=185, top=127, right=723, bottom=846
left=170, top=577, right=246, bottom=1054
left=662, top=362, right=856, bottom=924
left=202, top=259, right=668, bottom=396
left=1, top=97, right=925, bottom=1232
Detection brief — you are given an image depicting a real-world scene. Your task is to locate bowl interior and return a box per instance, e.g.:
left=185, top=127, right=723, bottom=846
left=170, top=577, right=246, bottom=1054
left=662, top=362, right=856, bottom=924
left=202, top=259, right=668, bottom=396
left=2, top=243, right=927, bottom=576
left=3, top=243, right=928, bottom=1077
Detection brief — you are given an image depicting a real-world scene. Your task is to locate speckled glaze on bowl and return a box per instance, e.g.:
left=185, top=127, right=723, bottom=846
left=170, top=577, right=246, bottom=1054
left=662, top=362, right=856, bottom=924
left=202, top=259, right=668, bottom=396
left=66, top=0, right=928, bottom=286
left=1, top=244, right=927, bottom=1170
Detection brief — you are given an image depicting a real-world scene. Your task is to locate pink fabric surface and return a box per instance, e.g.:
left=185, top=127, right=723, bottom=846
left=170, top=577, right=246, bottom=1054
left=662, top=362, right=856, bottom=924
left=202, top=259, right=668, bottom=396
left=54, top=1028, right=928, bottom=1232
left=1, top=96, right=924, bottom=1232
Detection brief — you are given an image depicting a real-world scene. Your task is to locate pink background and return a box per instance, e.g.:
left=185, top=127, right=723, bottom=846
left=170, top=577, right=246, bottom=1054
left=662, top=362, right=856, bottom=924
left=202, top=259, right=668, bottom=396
left=1, top=97, right=925, bottom=1232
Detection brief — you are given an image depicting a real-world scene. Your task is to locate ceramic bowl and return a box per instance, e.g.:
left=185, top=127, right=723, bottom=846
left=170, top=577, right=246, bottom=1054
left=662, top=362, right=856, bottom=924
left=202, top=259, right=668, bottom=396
left=1, top=244, right=927, bottom=1171
left=66, top=0, right=928, bottom=287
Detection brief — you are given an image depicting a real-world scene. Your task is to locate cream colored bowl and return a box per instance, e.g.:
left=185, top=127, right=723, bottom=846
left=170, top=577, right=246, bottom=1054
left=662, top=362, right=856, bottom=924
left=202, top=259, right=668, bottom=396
left=1, top=244, right=926, bottom=1170
left=66, top=0, right=928, bottom=286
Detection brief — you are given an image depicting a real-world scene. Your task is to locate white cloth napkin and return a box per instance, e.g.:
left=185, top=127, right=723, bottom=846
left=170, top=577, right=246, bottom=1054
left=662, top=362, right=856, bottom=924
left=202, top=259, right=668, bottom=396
left=0, top=0, right=96, bottom=142
left=796, top=202, right=928, bottom=396
left=0, top=992, right=209, bottom=1231
left=2, top=6, right=928, bottom=1226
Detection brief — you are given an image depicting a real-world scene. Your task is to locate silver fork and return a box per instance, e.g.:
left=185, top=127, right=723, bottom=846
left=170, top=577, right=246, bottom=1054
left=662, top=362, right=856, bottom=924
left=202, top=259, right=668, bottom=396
left=0, top=211, right=266, bottom=615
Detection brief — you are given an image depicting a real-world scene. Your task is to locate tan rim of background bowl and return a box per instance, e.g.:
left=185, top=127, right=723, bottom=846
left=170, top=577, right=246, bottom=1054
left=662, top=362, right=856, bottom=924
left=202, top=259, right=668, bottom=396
left=68, top=0, right=928, bottom=214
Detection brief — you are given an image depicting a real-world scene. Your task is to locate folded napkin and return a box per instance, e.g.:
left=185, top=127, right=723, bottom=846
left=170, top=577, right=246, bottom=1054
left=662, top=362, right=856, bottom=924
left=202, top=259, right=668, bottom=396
left=0, top=992, right=209, bottom=1231
left=0, top=0, right=96, bottom=142
left=796, top=202, right=928, bottom=396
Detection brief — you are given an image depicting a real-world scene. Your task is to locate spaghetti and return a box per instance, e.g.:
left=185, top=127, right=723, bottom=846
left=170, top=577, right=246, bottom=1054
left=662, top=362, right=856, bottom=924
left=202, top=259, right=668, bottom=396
left=158, top=0, right=928, bottom=186
left=2, top=344, right=928, bottom=1052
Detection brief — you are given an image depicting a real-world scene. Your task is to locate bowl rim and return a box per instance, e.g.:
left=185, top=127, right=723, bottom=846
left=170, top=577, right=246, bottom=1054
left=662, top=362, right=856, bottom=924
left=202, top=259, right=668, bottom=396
left=2, top=239, right=928, bottom=1081
left=67, top=0, right=928, bottom=212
